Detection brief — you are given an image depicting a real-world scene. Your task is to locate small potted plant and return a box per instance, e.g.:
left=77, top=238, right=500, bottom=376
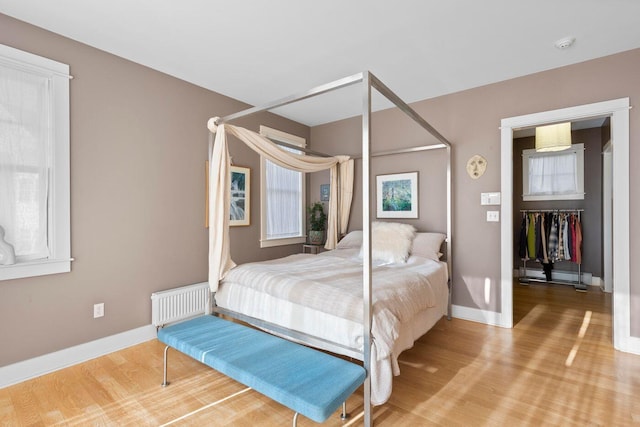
left=307, top=201, right=327, bottom=245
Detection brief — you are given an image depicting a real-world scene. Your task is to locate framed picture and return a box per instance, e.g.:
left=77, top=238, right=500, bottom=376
left=230, top=165, right=250, bottom=226
left=376, top=172, right=418, bottom=218
left=320, top=184, right=330, bottom=201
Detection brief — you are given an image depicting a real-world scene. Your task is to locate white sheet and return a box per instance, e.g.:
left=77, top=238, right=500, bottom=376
left=214, top=248, right=448, bottom=405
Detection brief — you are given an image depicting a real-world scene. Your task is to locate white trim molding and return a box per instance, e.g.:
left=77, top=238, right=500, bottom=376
left=0, top=325, right=156, bottom=389
left=452, top=304, right=504, bottom=328
left=500, top=98, right=633, bottom=353
left=618, top=336, right=640, bottom=356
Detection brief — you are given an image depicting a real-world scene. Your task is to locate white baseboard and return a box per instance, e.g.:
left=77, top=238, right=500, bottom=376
left=452, top=304, right=507, bottom=328
left=617, top=335, right=640, bottom=356
left=0, top=324, right=157, bottom=389
left=590, top=276, right=604, bottom=290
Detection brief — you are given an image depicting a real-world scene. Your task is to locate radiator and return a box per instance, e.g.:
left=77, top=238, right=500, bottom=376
left=151, top=282, right=211, bottom=327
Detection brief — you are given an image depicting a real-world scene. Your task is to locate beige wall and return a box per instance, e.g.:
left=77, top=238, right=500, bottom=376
left=311, top=48, right=640, bottom=335
left=0, top=14, right=308, bottom=367
left=2, top=13, right=639, bottom=369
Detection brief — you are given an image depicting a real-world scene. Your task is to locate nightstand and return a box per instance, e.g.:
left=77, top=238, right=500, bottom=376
left=302, top=244, right=324, bottom=254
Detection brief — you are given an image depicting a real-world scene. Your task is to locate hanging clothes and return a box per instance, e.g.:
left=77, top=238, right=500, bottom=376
left=535, top=214, right=543, bottom=262
left=563, top=214, right=571, bottom=261
left=540, top=213, right=549, bottom=263
left=574, top=214, right=583, bottom=264
left=518, top=215, right=529, bottom=259
left=547, top=213, right=559, bottom=262
left=518, top=210, right=583, bottom=287
left=518, top=210, right=583, bottom=265
left=570, top=215, right=578, bottom=263
left=558, top=214, right=564, bottom=260
left=527, top=213, right=536, bottom=260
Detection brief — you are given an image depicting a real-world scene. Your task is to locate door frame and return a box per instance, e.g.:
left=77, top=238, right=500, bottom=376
left=499, top=98, right=635, bottom=353
left=602, top=141, right=613, bottom=293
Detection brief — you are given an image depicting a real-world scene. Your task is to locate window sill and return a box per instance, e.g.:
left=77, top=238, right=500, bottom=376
left=260, top=237, right=306, bottom=248
left=522, top=193, right=585, bottom=202
left=0, top=258, right=72, bottom=281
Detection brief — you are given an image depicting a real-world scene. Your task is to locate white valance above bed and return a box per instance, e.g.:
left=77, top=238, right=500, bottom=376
left=207, top=118, right=354, bottom=291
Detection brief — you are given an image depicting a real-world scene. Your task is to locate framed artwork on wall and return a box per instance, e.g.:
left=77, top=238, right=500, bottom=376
left=376, top=172, right=418, bottom=218
left=320, top=183, right=330, bottom=201
left=230, top=165, right=250, bottom=226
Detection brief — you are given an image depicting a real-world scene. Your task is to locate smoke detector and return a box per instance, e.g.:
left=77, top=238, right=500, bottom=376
left=554, top=36, right=576, bottom=50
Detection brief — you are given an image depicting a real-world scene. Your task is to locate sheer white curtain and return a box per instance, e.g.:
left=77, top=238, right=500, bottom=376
left=265, top=155, right=303, bottom=240
left=207, top=118, right=353, bottom=291
left=333, top=159, right=353, bottom=236
left=0, top=64, right=50, bottom=261
left=528, top=151, right=577, bottom=195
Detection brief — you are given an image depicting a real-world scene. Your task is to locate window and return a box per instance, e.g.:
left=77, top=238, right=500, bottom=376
left=522, top=143, right=584, bottom=201
left=0, top=44, right=71, bottom=280
left=259, top=126, right=306, bottom=248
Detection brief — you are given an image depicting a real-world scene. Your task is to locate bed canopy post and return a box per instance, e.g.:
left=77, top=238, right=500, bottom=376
left=366, top=72, right=453, bottom=321
left=446, top=144, right=453, bottom=320
left=361, top=71, right=374, bottom=427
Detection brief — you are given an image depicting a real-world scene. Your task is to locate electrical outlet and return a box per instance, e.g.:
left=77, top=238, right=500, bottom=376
left=93, top=303, right=104, bottom=318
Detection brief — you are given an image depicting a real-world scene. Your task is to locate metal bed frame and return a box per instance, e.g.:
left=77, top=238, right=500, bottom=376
left=213, top=70, right=453, bottom=426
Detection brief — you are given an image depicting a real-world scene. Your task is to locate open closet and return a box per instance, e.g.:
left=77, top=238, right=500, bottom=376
left=512, top=118, right=611, bottom=294
left=501, top=97, right=631, bottom=352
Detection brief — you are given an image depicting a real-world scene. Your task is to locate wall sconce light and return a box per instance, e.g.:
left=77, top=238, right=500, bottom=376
left=535, top=122, right=572, bottom=152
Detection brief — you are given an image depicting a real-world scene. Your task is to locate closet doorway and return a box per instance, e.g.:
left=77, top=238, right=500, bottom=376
left=499, top=98, right=633, bottom=353
left=511, top=119, right=609, bottom=330
left=512, top=119, right=605, bottom=291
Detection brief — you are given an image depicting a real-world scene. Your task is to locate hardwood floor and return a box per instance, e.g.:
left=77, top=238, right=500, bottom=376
left=2, top=282, right=639, bottom=426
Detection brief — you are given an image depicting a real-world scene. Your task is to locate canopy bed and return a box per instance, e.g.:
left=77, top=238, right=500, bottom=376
left=207, top=71, right=453, bottom=426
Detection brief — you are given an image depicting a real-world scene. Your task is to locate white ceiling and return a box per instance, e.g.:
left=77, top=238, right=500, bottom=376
left=2, top=0, right=640, bottom=126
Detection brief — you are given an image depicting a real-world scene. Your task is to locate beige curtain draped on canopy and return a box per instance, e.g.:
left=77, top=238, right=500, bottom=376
left=207, top=118, right=354, bottom=292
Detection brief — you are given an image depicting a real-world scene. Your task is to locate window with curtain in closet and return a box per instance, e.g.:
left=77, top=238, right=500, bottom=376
left=522, top=143, right=585, bottom=201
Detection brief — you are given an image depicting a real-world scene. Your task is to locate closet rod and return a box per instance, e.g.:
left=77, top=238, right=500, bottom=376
left=520, top=209, right=584, bottom=213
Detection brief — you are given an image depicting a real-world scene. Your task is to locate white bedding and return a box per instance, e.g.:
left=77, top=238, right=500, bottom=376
left=214, top=248, right=448, bottom=405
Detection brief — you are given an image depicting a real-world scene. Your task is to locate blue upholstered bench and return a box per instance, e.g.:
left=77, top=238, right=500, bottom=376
left=157, top=315, right=366, bottom=425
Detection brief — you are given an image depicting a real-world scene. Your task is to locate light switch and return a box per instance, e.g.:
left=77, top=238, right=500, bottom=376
left=487, top=211, right=500, bottom=222
left=481, top=192, right=501, bottom=205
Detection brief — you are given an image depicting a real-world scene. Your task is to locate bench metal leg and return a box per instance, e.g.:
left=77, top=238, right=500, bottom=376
left=341, top=401, right=349, bottom=420
left=292, top=412, right=299, bottom=427
left=162, top=345, right=170, bottom=387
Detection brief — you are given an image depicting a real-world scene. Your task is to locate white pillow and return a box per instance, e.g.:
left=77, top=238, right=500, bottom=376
left=411, top=232, right=446, bottom=261
left=360, top=221, right=416, bottom=264
left=336, top=230, right=363, bottom=249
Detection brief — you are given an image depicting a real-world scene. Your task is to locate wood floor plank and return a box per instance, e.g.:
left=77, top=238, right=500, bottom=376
left=1, top=281, right=639, bottom=426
